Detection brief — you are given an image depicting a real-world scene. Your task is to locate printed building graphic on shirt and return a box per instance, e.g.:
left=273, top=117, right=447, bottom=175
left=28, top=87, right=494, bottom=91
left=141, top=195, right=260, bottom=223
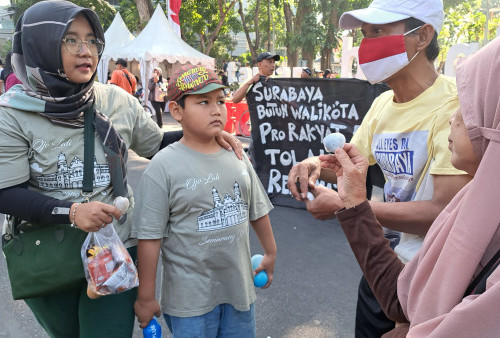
left=197, top=182, right=248, bottom=232
left=37, top=153, right=110, bottom=189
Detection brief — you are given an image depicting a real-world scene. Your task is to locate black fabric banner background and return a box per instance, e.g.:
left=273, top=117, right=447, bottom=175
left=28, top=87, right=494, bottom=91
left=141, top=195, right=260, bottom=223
left=246, top=78, right=389, bottom=209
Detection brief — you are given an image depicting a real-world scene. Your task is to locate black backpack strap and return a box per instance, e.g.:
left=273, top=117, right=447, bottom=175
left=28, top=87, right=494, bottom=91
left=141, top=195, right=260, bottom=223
left=464, top=248, right=500, bottom=296
left=122, top=70, right=134, bottom=90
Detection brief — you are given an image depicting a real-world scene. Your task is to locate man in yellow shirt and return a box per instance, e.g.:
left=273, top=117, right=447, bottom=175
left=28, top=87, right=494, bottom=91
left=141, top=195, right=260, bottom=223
left=287, top=0, right=471, bottom=336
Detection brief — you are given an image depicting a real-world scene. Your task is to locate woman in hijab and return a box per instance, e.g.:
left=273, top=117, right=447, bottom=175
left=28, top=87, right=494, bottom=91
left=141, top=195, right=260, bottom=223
left=324, top=37, right=500, bottom=337
left=0, top=1, right=240, bottom=336
left=148, top=66, right=167, bottom=128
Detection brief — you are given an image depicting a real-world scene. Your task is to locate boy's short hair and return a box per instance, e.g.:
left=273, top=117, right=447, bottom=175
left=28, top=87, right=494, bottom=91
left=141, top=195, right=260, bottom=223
left=167, top=65, right=227, bottom=102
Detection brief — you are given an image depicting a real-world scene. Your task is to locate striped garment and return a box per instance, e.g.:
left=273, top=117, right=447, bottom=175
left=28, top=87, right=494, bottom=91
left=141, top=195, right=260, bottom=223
left=1, top=0, right=128, bottom=199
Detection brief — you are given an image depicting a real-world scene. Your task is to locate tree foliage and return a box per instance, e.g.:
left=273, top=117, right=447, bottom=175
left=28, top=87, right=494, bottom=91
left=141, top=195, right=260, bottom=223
left=179, top=0, right=240, bottom=58
left=11, top=0, right=116, bottom=30
left=15, top=0, right=497, bottom=73
left=117, top=0, right=165, bottom=32
left=280, top=0, right=369, bottom=69
left=438, top=0, right=500, bottom=68
left=238, top=0, right=286, bottom=65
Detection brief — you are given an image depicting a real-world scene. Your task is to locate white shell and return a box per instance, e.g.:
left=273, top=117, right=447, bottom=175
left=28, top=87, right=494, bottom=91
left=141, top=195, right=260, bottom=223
left=113, top=196, right=130, bottom=214
left=323, top=133, right=346, bottom=153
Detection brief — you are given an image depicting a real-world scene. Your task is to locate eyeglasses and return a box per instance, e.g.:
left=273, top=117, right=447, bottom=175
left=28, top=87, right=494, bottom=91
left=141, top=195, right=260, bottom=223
left=62, top=37, right=104, bottom=56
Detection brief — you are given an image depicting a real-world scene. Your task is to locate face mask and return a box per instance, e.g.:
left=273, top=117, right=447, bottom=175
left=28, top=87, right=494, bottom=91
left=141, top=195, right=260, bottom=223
left=358, top=26, right=422, bottom=84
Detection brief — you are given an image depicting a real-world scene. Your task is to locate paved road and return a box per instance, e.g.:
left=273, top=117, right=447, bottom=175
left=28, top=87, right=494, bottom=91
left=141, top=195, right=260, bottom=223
left=0, top=114, right=365, bottom=337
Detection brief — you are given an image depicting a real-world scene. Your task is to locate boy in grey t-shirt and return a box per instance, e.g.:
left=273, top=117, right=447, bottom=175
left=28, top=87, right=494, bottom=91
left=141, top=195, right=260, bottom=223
left=133, top=65, right=277, bottom=337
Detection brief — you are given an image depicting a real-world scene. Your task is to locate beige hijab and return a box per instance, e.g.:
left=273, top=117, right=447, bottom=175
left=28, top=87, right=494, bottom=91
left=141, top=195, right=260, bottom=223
left=397, top=37, right=500, bottom=336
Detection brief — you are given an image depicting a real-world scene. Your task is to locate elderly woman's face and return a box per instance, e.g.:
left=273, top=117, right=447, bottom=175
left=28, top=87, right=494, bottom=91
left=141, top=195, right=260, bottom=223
left=61, top=14, right=98, bottom=83
left=448, top=110, right=479, bottom=175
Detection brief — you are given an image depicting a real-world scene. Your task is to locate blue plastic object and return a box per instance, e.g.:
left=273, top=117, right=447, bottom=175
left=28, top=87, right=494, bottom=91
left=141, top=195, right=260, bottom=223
left=251, top=254, right=263, bottom=270
left=251, top=254, right=268, bottom=287
left=143, top=317, right=162, bottom=338
left=254, top=270, right=268, bottom=287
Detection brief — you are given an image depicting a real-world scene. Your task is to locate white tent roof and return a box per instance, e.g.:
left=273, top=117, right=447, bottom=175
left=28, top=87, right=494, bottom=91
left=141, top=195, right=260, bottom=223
left=97, top=12, right=135, bottom=83
left=97, top=6, right=214, bottom=104
left=112, top=5, right=214, bottom=68
left=103, top=12, right=134, bottom=55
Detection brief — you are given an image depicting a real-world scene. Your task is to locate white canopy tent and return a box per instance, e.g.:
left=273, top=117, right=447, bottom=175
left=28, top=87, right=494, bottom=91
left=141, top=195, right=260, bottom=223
left=97, top=12, right=135, bottom=84
left=104, top=5, right=215, bottom=102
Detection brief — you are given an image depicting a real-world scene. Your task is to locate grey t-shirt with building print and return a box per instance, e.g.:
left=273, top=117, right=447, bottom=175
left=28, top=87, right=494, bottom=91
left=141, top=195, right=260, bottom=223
left=132, top=142, right=273, bottom=317
left=0, top=82, right=163, bottom=246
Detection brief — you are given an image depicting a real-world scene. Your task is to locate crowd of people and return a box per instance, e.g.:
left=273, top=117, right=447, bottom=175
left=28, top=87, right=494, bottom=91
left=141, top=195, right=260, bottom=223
left=1, top=0, right=500, bottom=337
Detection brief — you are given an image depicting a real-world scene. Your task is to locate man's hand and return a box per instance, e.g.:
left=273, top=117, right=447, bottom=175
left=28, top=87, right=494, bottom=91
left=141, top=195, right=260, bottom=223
left=304, top=185, right=343, bottom=220
left=250, top=72, right=265, bottom=84
left=330, top=144, right=369, bottom=208
left=319, top=153, right=338, bottom=170
left=134, top=297, right=161, bottom=329
left=287, top=157, right=321, bottom=200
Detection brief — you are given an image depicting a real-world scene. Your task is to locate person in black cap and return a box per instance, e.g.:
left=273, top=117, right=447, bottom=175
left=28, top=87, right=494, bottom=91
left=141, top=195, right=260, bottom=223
left=301, top=68, right=312, bottom=78
left=110, top=57, right=137, bottom=95
left=232, top=51, right=280, bottom=103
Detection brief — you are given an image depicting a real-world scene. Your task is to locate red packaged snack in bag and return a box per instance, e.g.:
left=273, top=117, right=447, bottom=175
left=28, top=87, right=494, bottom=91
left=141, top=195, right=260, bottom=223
left=81, top=197, right=138, bottom=298
left=81, top=224, right=138, bottom=298
left=87, top=246, right=114, bottom=289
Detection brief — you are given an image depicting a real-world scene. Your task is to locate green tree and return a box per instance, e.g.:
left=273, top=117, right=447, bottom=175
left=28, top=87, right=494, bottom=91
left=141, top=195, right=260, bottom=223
left=282, top=0, right=319, bottom=69
left=179, top=0, right=240, bottom=56
left=238, top=0, right=261, bottom=64
left=293, top=0, right=321, bottom=68
left=438, top=0, right=500, bottom=70
left=117, top=0, right=141, bottom=32
left=317, top=0, right=371, bottom=70
left=11, top=0, right=116, bottom=29
left=117, top=0, right=164, bottom=32
left=238, top=0, right=286, bottom=64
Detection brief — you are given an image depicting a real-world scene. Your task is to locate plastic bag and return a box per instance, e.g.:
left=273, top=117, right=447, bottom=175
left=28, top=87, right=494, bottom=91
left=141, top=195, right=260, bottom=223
left=81, top=198, right=138, bottom=298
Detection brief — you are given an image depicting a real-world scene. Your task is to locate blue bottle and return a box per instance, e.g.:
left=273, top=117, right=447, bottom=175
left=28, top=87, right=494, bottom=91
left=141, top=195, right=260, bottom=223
left=143, top=317, right=162, bottom=338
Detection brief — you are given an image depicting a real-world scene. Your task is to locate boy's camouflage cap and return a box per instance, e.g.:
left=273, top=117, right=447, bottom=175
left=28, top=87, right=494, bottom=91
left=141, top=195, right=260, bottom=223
left=167, top=64, right=227, bottom=102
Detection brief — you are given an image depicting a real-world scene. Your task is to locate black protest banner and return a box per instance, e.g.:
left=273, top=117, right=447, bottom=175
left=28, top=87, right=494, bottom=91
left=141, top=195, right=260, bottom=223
left=246, top=78, right=389, bottom=208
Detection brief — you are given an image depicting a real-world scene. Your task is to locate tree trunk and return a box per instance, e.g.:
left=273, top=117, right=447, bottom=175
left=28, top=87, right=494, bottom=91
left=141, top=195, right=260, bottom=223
left=295, top=0, right=311, bottom=67
left=284, top=2, right=298, bottom=67
left=303, top=49, right=314, bottom=69
left=267, top=0, right=272, bottom=51
left=205, top=0, right=238, bottom=55
left=200, top=33, right=206, bottom=53
left=238, top=0, right=261, bottom=64
left=321, top=9, right=338, bottom=70
left=135, top=0, right=154, bottom=27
